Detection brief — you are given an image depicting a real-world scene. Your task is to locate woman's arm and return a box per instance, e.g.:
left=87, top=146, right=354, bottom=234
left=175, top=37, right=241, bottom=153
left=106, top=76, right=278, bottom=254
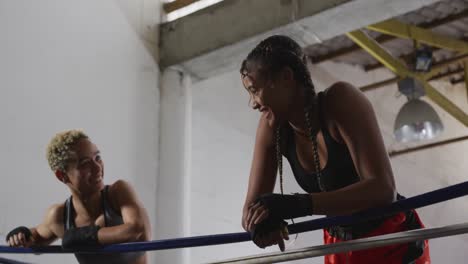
left=242, top=112, right=278, bottom=230
left=311, top=82, right=396, bottom=216
left=96, top=180, right=151, bottom=245
left=243, top=113, right=290, bottom=251
left=7, top=204, right=62, bottom=247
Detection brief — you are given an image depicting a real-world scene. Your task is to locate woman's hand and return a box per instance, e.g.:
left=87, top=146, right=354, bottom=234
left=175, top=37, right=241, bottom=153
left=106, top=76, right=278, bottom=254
left=253, top=227, right=289, bottom=251
left=6, top=226, right=33, bottom=247
left=245, top=202, right=270, bottom=231
left=243, top=204, right=290, bottom=252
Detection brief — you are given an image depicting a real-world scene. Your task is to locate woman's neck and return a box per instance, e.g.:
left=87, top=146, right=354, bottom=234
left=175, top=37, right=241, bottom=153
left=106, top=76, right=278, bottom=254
left=287, top=93, right=320, bottom=138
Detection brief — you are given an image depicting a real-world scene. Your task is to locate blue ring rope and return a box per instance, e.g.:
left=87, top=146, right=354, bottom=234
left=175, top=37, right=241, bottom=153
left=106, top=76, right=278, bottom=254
left=2, top=180, right=468, bottom=254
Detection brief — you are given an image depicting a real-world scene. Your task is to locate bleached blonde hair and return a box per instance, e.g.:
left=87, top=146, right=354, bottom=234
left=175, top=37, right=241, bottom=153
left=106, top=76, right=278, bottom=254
left=46, top=129, right=88, bottom=172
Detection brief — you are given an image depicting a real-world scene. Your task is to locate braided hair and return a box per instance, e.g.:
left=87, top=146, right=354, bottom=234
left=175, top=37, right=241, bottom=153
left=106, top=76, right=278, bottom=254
left=240, top=35, right=325, bottom=193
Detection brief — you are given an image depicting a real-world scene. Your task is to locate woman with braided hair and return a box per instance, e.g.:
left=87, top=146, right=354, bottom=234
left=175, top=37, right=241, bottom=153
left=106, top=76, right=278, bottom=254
left=240, top=35, right=430, bottom=263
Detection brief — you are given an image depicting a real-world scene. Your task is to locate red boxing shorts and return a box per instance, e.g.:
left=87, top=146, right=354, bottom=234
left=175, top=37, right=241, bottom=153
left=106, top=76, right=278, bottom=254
left=324, top=210, right=430, bottom=264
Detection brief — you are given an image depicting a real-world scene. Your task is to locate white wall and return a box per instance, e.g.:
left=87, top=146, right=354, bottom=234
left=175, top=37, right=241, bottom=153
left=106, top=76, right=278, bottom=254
left=158, top=57, right=468, bottom=263
left=0, top=0, right=160, bottom=263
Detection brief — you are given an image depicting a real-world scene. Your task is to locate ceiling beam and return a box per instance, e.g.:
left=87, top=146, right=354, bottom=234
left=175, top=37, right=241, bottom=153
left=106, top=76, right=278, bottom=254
left=347, top=29, right=468, bottom=127
left=163, top=0, right=201, bottom=13
left=367, top=19, right=468, bottom=53
left=358, top=56, right=468, bottom=92
left=450, top=77, right=465, bottom=85
left=159, top=0, right=441, bottom=80
left=309, top=9, right=468, bottom=65
left=346, top=30, right=420, bottom=74
left=365, top=51, right=420, bottom=72
left=424, top=53, right=468, bottom=79
left=388, top=135, right=468, bottom=157
left=359, top=77, right=400, bottom=92
left=365, top=39, right=468, bottom=72
left=358, top=69, right=465, bottom=92
left=160, top=0, right=352, bottom=68
left=428, top=68, right=464, bottom=81
left=465, top=61, right=468, bottom=103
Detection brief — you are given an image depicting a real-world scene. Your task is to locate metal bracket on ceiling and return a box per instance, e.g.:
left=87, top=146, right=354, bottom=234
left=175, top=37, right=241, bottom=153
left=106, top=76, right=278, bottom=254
left=346, top=29, right=468, bottom=127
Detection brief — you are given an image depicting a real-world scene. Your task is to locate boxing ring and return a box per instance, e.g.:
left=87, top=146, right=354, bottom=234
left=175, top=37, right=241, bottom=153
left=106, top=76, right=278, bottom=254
left=3, top=180, right=468, bottom=263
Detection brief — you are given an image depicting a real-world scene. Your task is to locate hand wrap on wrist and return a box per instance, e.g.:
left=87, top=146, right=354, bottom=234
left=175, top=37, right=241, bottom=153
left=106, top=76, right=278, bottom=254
left=256, top=193, right=313, bottom=219
left=6, top=226, right=32, bottom=242
left=62, top=225, right=101, bottom=250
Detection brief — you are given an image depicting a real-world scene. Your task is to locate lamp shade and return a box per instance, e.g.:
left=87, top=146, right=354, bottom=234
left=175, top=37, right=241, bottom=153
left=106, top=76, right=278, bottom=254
left=394, top=98, right=443, bottom=142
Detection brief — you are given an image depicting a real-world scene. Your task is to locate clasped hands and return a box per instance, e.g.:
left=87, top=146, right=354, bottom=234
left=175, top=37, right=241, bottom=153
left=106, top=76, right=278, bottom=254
left=243, top=193, right=313, bottom=251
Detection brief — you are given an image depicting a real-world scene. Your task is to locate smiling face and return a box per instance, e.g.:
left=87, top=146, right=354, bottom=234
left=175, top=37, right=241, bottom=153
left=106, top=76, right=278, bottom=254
left=63, top=138, right=105, bottom=196
left=241, top=60, right=297, bottom=127
left=240, top=35, right=315, bottom=128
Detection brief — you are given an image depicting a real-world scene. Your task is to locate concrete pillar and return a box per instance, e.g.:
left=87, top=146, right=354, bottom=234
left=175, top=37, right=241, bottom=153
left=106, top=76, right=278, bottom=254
left=155, top=68, right=192, bottom=263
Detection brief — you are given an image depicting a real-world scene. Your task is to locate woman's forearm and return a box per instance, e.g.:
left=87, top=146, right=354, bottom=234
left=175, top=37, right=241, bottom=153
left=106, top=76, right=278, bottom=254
left=311, top=178, right=396, bottom=216
left=30, top=226, right=58, bottom=246
left=97, top=223, right=146, bottom=245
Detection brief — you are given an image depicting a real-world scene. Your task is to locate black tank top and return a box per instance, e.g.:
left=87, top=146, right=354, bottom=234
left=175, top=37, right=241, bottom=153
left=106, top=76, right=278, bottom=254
left=64, top=186, right=144, bottom=264
left=280, top=91, right=360, bottom=193
left=280, top=91, right=385, bottom=234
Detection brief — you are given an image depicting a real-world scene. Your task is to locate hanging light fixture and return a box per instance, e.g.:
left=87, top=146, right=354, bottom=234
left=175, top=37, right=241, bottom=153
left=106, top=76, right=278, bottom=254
left=394, top=77, right=444, bottom=142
